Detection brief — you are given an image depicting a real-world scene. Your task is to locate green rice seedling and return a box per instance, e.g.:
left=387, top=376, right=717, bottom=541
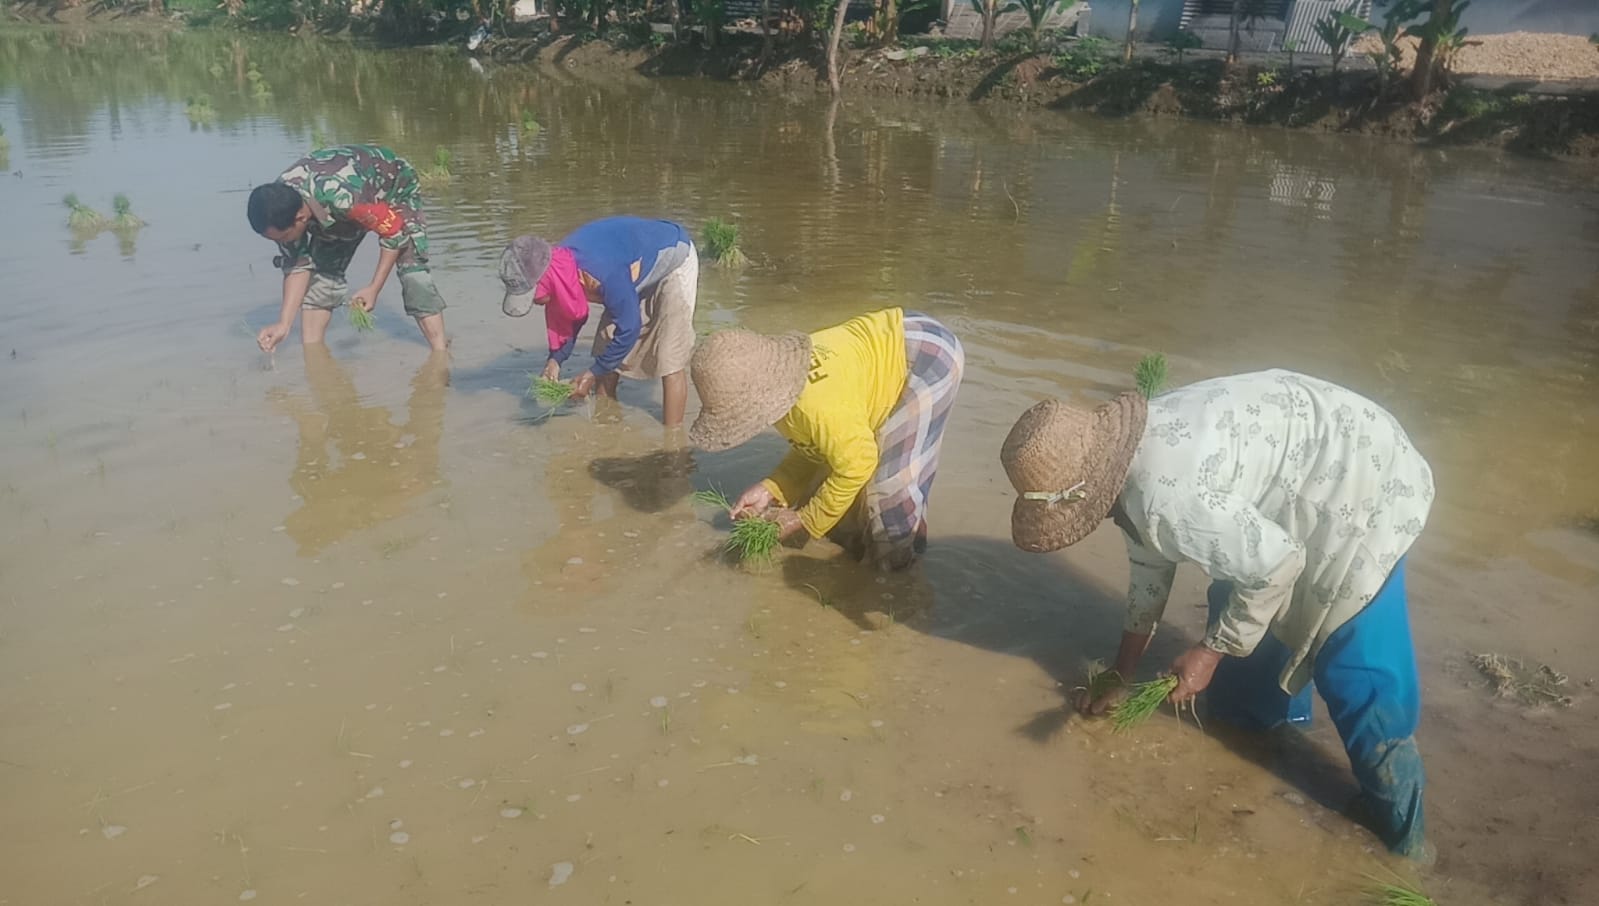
left=1083, top=661, right=1126, bottom=702
left=692, top=485, right=782, bottom=565
left=692, top=487, right=733, bottom=509
left=347, top=304, right=375, bottom=332
left=63, top=193, right=106, bottom=231
left=111, top=194, right=144, bottom=230
left=528, top=375, right=574, bottom=407
left=700, top=218, right=748, bottom=267
left=422, top=147, right=453, bottom=186
left=1109, top=675, right=1179, bottom=733
left=1134, top=353, right=1168, bottom=400
left=1367, top=879, right=1436, bottom=906
left=521, top=110, right=541, bottom=135
left=185, top=94, right=216, bottom=125
left=727, top=515, right=781, bottom=565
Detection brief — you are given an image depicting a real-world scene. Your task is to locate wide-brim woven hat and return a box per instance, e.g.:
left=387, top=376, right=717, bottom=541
left=1001, top=392, right=1148, bottom=553
left=688, top=328, right=812, bottom=452
left=499, top=235, right=552, bottom=317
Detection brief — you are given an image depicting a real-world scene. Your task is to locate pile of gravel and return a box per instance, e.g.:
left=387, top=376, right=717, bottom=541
left=1350, top=31, right=1599, bottom=81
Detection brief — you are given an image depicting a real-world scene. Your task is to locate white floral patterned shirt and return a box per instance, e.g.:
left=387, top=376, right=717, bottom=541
left=1117, top=370, right=1434, bottom=693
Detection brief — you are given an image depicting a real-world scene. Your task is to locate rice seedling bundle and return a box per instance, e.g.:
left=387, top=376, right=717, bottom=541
left=111, top=194, right=144, bottom=230
left=422, top=147, right=453, bottom=185
left=347, top=304, right=375, bottom=332
left=1109, top=675, right=1179, bottom=733
left=1367, top=879, right=1436, bottom=906
left=700, top=218, right=748, bottom=268
left=63, top=193, right=106, bottom=231
left=521, top=111, right=541, bottom=134
left=528, top=376, right=574, bottom=406
left=692, top=487, right=782, bottom=564
left=1134, top=353, right=1168, bottom=400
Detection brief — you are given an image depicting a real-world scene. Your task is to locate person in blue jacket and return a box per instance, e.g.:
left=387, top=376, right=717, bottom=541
left=499, top=216, right=699, bottom=428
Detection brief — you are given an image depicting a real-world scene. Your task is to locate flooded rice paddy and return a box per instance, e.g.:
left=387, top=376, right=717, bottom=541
left=1, top=26, right=1597, bottom=906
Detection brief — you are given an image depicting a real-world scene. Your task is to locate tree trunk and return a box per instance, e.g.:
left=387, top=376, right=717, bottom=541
left=1123, top=0, right=1139, bottom=63
left=759, top=0, right=772, bottom=66
left=979, top=1, right=995, bottom=51
left=826, top=0, right=851, bottom=95
left=1408, top=0, right=1449, bottom=101
left=669, top=0, right=681, bottom=43
left=1226, top=0, right=1241, bottom=65
left=884, top=0, right=898, bottom=45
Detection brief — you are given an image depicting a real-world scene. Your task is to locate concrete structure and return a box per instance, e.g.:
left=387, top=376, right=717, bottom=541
left=1079, top=0, right=1599, bottom=49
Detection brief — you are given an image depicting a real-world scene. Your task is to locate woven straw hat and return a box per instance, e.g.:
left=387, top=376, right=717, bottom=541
left=688, top=328, right=813, bottom=452
left=1001, top=392, right=1148, bottom=552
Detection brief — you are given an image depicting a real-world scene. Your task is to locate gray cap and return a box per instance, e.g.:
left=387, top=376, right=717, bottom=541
left=499, top=235, right=553, bottom=317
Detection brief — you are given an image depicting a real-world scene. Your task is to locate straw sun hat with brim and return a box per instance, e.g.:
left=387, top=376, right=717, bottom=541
left=1001, top=392, right=1149, bottom=553
left=498, top=234, right=553, bottom=317
left=688, top=328, right=813, bottom=452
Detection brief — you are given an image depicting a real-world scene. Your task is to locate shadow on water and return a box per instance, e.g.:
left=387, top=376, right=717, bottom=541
left=779, top=532, right=1365, bottom=819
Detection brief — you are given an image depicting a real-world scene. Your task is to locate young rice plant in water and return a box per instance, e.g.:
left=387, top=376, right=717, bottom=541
left=700, top=218, right=747, bottom=267
left=111, top=194, right=144, bottom=230
left=63, top=194, right=106, bottom=231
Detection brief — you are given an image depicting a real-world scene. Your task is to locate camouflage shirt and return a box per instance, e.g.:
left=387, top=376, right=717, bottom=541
left=274, top=144, right=429, bottom=274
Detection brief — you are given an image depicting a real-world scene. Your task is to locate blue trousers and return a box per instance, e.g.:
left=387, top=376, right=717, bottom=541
left=1205, top=560, right=1427, bottom=859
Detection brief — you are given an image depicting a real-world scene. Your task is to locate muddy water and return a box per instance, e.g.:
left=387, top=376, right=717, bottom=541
left=2, top=27, right=1597, bottom=906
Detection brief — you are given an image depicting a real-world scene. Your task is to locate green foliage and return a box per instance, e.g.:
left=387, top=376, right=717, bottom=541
left=1133, top=353, right=1167, bottom=399
left=1367, top=880, right=1436, bottom=906
left=185, top=93, right=216, bottom=125
left=1313, top=4, right=1358, bottom=71
left=111, top=193, right=145, bottom=230
left=1165, top=29, right=1202, bottom=63
left=1109, top=676, right=1178, bottom=732
left=1336, top=0, right=1425, bottom=92
left=1256, top=68, right=1278, bottom=86
left=520, top=110, right=541, bottom=135
left=422, top=146, right=453, bottom=185
left=1055, top=35, right=1112, bottom=80
left=1010, top=0, right=1076, bottom=49
left=700, top=218, right=747, bottom=267
left=528, top=376, right=574, bottom=406
left=692, top=486, right=782, bottom=566
left=64, top=193, right=107, bottom=231
left=347, top=304, right=375, bottom=332
left=1409, top=0, right=1475, bottom=82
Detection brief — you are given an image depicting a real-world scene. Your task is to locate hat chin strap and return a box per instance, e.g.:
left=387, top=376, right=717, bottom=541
left=1022, top=481, right=1087, bottom=505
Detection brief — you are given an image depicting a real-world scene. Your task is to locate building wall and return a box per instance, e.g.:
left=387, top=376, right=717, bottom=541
left=1077, top=0, right=1599, bottom=44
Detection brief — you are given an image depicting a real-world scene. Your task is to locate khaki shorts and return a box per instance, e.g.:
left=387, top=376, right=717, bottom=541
left=591, top=247, right=699, bottom=381
left=302, top=268, right=447, bottom=318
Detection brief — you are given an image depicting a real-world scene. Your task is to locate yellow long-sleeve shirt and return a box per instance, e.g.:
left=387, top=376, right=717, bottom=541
left=762, top=308, right=908, bottom=538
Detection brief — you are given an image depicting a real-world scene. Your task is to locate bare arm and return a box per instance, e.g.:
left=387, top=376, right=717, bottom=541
left=351, top=245, right=401, bottom=312
left=259, top=270, right=312, bottom=352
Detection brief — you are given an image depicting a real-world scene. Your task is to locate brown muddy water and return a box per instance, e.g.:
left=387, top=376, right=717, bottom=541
left=2, top=27, right=1598, bottom=906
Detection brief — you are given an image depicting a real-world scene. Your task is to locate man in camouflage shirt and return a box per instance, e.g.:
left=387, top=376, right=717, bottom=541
left=247, top=144, right=447, bottom=352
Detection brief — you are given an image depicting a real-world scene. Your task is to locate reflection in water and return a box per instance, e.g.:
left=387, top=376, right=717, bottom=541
left=4, top=26, right=1599, bottom=906
left=276, top=346, right=448, bottom=556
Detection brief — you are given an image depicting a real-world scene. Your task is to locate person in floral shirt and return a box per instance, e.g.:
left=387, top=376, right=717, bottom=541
left=247, top=144, right=447, bottom=352
left=1001, top=369, right=1435, bottom=861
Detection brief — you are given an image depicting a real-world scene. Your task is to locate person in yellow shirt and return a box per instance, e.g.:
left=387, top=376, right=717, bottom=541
left=688, top=308, right=964, bottom=570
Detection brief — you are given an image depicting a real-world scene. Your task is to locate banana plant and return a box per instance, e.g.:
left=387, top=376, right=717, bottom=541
left=1312, top=5, right=1356, bottom=72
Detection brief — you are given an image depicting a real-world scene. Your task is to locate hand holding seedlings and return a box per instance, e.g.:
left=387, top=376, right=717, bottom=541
left=1168, top=644, right=1224, bottom=705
